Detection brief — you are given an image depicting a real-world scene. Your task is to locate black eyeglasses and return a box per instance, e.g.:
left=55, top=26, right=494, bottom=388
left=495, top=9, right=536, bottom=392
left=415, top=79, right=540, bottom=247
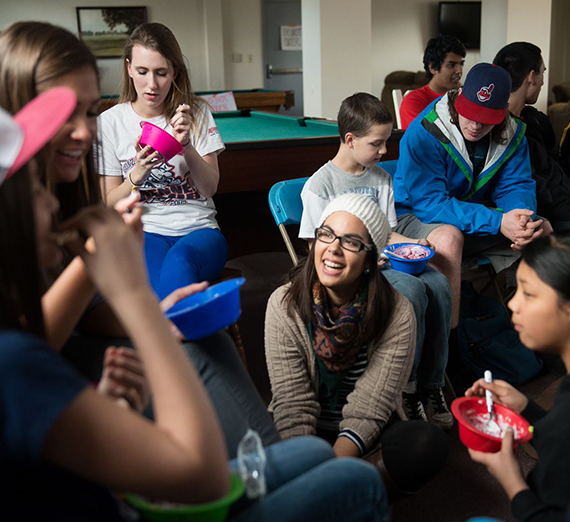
left=315, top=227, right=374, bottom=253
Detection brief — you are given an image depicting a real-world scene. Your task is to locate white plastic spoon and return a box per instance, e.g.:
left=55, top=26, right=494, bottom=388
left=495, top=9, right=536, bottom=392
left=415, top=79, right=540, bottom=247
left=484, top=370, right=501, bottom=434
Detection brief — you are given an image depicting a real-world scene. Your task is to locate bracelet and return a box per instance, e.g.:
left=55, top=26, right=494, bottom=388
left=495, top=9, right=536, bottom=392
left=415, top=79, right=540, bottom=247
left=128, top=172, right=144, bottom=187
left=181, top=138, right=190, bottom=147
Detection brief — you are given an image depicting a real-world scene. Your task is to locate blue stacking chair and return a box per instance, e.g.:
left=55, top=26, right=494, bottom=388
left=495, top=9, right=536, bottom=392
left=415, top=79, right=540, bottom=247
left=377, top=159, right=398, bottom=177
left=268, top=177, right=309, bottom=266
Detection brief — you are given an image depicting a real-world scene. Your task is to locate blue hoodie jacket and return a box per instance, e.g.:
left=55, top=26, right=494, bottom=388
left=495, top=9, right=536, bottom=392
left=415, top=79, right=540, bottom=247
left=393, top=94, right=536, bottom=235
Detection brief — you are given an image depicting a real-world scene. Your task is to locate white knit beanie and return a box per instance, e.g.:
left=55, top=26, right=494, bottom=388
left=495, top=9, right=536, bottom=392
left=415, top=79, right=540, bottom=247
left=318, top=193, right=391, bottom=252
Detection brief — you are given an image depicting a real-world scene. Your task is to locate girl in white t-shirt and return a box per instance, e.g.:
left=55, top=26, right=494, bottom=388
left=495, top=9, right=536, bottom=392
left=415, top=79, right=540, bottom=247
left=99, top=23, right=227, bottom=299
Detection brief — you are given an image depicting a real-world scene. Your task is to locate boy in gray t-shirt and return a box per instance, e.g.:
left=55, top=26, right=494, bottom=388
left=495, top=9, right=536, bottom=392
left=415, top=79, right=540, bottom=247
left=300, top=93, right=453, bottom=429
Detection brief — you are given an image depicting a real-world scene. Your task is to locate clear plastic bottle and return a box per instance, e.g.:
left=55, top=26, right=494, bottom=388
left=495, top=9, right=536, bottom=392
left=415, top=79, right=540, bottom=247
left=237, top=429, right=267, bottom=500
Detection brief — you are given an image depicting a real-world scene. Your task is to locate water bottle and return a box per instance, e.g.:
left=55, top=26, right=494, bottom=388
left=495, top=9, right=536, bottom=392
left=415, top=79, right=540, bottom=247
left=237, top=429, right=267, bottom=500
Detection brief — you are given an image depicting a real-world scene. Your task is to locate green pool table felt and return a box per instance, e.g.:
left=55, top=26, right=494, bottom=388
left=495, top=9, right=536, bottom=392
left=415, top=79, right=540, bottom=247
left=214, top=111, right=339, bottom=143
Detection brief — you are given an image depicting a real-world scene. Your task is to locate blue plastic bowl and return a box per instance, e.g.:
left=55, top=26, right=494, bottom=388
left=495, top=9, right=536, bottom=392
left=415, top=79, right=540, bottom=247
left=165, top=278, right=246, bottom=340
left=382, top=243, right=435, bottom=275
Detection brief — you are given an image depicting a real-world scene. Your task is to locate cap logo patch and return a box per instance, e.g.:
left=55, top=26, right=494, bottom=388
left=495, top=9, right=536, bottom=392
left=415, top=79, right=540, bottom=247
left=477, top=83, right=494, bottom=103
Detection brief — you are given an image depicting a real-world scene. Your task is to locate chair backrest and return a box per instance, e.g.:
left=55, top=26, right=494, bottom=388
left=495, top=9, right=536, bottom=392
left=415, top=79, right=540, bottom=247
left=392, top=89, right=404, bottom=129
left=377, top=159, right=398, bottom=178
left=268, top=177, right=309, bottom=227
left=268, top=177, right=310, bottom=265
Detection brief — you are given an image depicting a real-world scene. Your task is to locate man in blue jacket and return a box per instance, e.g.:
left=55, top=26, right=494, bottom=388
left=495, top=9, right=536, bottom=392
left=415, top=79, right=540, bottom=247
left=393, top=62, right=551, bottom=328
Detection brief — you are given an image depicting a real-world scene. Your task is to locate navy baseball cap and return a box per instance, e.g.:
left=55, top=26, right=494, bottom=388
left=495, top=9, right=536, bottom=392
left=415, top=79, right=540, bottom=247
left=455, top=63, right=512, bottom=125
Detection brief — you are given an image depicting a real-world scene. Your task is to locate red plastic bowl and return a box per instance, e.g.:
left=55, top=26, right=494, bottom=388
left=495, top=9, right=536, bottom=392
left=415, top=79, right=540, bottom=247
left=140, top=121, right=184, bottom=161
left=451, top=397, right=533, bottom=453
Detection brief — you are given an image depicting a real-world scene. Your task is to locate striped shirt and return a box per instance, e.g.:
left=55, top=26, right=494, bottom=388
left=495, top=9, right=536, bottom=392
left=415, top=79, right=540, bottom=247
left=317, top=349, right=368, bottom=454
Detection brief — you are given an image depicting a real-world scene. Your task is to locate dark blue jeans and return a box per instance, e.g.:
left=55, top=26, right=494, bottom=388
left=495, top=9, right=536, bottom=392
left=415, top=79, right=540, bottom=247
left=63, top=331, right=280, bottom=460
left=383, top=266, right=452, bottom=389
left=229, top=437, right=389, bottom=522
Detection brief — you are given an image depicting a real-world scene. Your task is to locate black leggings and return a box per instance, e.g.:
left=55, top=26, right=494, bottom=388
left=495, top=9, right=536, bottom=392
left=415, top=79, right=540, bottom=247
left=318, top=418, right=448, bottom=494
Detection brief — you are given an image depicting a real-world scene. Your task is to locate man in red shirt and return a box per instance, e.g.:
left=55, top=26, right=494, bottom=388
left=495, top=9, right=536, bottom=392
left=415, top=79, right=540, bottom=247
left=399, top=34, right=466, bottom=129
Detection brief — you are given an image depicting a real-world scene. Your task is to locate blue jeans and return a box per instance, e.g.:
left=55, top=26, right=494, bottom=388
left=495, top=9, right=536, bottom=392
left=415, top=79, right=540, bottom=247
left=183, top=331, right=281, bottom=459
left=144, top=228, right=228, bottom=299
left=63, top=331, right=280, bottom=460
left=229, top=437, right=389, bottom=522
left=382, top=266, right=452, bottom=389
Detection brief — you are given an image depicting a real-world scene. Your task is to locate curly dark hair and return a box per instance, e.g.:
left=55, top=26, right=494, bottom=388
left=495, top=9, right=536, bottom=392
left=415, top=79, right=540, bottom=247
left=423, top=34, right=466, bottom=81
left=447, top=90, right=509, bottom=144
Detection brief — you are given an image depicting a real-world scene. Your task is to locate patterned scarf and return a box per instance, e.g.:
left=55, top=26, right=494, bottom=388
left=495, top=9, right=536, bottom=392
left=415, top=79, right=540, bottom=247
left=310, top=282, right=368, bottom=411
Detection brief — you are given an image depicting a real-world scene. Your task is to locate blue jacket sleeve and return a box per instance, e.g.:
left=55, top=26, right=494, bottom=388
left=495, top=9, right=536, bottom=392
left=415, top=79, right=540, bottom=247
left=396, top=129, right=504, bottom=235
left=488, top=136, right=537, bottom=215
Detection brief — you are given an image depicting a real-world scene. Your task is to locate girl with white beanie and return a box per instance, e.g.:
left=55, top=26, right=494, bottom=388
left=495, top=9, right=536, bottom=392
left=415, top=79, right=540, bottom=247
left=265, top=193, right=448, bottom=495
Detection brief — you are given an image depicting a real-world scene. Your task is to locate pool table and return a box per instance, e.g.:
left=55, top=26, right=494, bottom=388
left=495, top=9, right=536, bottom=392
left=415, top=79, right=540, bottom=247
left=213, top=110, right=402, bottom=257
left=214, top=110, right=402, bottom=194
left=99, top=88, right=295, bottom=115
left=195, top=88, right=295, bottom=113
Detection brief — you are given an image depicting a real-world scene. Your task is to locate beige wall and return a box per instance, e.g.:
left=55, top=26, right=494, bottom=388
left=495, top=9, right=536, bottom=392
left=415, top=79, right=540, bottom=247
left=2, top=0, right=209, bottom=96
left=3, top=0, right=568, bottom=114
left=370, top=0, right=481, bottom=100
left=549, top=0, right=570, bottom=101
left=221, top=0, right=264, bottom=90
left=303, top=0, right=372, bottom=119
left=507, top=0, right=552, bottom=113
left=302, top=0, right=322, bottom=116
left=480, top=0, right=508, bottom=63
left=204, top=0, right=226, bottom=91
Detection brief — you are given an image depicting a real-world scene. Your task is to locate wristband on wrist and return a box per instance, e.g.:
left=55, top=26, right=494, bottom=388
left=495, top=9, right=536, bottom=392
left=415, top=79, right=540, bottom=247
left=128, top=172, right=144, bottom=187
left=181, top=138, right=190, bottom=147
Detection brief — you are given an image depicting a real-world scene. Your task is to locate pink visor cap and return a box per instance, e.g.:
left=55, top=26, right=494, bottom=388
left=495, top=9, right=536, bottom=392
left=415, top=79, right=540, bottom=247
left=0, top=87, right=77, bottom=186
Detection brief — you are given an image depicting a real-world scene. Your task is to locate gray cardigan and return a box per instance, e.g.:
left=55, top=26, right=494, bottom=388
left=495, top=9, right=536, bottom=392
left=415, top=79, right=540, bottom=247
left=265, top=283, right=416, bottom=452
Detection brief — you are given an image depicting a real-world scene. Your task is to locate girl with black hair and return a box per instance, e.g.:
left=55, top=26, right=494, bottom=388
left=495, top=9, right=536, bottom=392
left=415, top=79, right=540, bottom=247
left=466, top=234, right=570, bottom=522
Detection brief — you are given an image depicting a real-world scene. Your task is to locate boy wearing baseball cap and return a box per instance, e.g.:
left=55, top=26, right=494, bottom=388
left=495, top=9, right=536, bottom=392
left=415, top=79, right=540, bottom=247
left=393, top=62, right=550, bottom=268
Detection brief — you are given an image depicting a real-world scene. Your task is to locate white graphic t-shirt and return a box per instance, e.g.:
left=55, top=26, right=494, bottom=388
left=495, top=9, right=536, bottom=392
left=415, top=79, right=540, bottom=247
left=97, top=102, right=225, bottom=236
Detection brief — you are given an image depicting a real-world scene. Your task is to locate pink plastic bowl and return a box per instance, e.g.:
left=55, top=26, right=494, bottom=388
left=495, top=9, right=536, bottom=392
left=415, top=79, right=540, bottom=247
left=451, top=397, right=533, bottom=453
left=140, top=121, right=184, bottom=161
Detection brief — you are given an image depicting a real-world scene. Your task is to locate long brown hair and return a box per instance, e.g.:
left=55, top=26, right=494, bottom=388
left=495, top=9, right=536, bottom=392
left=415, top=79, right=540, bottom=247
left=0, top=21, right=102, bottom=220
left=120, top=22, right=203, bottom=129
left=447, top=89, right=509, bottom=145
left=0, top=167, right=45, bottom=337
left=284, top=243, right=396, bottom=346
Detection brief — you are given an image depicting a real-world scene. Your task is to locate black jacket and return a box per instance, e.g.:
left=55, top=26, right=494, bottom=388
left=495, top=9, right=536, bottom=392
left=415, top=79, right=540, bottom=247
left=521, top=106, right=570, bottom=223
left=511, top=375, right=570, bottom=522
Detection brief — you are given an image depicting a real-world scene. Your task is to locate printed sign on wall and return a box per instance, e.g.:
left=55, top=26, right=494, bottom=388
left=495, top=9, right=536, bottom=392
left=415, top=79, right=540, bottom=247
left=199, top=92, right=238, bottom=112
left=280, top=25, right=302, bottom=51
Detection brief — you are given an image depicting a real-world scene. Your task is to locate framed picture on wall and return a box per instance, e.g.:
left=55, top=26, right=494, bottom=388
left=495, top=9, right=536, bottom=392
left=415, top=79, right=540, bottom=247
left=76, top=6, right=147, bottom=58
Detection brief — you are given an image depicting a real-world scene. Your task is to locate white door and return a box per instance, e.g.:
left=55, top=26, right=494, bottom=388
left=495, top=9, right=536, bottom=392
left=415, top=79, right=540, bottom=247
left=263, top=0, right=303, bottom=115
